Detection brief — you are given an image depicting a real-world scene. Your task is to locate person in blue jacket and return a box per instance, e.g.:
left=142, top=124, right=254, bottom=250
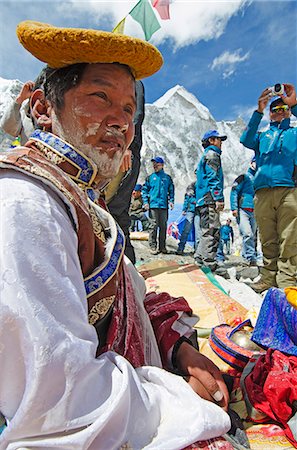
left=216, top=219, right=234, bottom=263
left=230, top=157, right=257, bottom=266
left=176, top=182, right=200, bottom=255
left=142, top=156, right=174, bottom=254
left=194, top=130, right=228, bottom=276
left=240, top=83, right=297, bottom=292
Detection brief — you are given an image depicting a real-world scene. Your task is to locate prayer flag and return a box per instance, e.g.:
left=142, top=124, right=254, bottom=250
left=130, top=0, right=161, bottom=41
left=152, top=0, right=170, bottom=20
left=112, top=18, right=126, bottom=34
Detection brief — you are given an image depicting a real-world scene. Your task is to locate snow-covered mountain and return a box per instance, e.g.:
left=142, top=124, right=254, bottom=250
left=0, top=78, right=253, bottom=204
left=140, top=85, right=252, bottom=204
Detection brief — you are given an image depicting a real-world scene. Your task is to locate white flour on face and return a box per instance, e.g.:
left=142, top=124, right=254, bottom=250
left=52, top=109, right=126, bottom=180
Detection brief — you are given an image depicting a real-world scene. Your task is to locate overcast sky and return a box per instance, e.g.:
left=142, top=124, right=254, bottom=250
left=1, top=0, right=296, bottom=122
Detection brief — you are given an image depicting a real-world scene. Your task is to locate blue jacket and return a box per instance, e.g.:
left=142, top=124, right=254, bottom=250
left=230, top=168, right=256, bottom=211
left=182, top=182, right=196, bottom=213
left=240, top=106, right=297, bottom=192
left=195, top=145, right=224, bottom=207
left=142, top=169, right=174, bottom=209
left=220, top=225, right=234, bottom=242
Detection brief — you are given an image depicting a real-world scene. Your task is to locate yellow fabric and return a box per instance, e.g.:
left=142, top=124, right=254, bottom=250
left=130, top=231, right=149, bottom=241
left=139, top=260, right=247, bottom=328
left=16, top=21, right=163, bottom=80
left=105, top=171, right=124, bottom=204
left=113, top=18, right=126, bottom=35
left=284, top=286, right=297, bottom=309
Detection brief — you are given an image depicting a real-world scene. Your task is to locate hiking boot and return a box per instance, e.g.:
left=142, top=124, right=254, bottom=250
left=249, top=260, right=258, bottom=267
left=194, top=258, right=203, bottom=267
left=217, top=260, right=225, bottom=267
left=159, top=248, right=168, bottom=254
left=239, top=260, right=250, bottom=267
left=214, top=267, right=230, bottom=279
left=176, top=249, right=184, bottom=255
left=249, top=279, right=273, bottom=293
left=150, top=248, right=159, bottom=255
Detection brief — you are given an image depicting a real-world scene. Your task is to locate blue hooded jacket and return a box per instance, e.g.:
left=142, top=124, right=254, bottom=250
left=240, top=106, right=297, bottom=192
left=230, top=167, right=256, bottom=211
left=195, top=145, right=224, bottom=207
left=142, top=169, right=174, bottom=209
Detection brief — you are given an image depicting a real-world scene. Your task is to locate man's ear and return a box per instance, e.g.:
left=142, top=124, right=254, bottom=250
left=30, top=89, right=53, bottom=131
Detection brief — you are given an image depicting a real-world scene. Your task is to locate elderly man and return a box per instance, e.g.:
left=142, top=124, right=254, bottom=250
left=0, top=21, right=230, bottom=449
left=240, top=84, right=297, bottom=293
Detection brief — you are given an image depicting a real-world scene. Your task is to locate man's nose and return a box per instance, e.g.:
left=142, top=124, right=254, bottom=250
left=106, top=108, right=130, bottom=133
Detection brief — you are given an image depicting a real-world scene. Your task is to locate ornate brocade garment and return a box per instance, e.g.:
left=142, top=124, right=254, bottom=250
left=0, top=130, right=125, bottom=351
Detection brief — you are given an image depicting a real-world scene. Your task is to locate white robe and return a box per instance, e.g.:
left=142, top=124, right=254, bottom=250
left=0, top=170, right=230, bottom=449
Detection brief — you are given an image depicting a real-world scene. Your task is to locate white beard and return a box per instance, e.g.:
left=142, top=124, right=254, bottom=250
left=51, top=110, right=125, bottom=180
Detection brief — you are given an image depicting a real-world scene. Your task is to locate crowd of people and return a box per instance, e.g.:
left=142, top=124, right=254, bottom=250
left=0, top=18, right=296, bottom=449
left=128, top=92, right=297, bottom=293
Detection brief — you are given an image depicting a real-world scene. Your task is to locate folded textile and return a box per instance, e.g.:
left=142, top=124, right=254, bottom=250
left=241, top=349, right=297, bottom=448
left=252, top=287, right=297, bottom=356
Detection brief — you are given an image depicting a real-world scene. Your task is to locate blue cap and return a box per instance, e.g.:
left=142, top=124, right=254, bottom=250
left=202, top=130, right=227, bottom=142
left=134, top=183, right=142, bottom=191
left=151, top=156, right=164, bottom=164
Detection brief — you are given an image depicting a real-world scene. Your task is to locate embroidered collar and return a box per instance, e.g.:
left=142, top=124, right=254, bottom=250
left=30, top=129, right=98, bottom=187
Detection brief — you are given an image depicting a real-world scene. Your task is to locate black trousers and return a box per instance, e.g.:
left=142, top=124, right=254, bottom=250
left=148, top=208, right=168, bottom=251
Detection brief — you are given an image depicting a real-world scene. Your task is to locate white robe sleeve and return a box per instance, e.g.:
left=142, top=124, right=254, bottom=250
left=0, top=170, right=230, bottom=450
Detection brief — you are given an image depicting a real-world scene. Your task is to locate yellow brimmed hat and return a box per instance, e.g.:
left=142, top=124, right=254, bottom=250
left=16, top=21, right=163, bottom=80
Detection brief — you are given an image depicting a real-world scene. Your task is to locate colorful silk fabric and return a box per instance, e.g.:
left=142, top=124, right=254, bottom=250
left=241, top=349, right=297, bottom=447
left=251, top=287, right=297, bottom=356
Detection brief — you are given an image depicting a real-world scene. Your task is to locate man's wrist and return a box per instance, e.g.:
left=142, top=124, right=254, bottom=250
left=172, top=337, right=195, bottom=371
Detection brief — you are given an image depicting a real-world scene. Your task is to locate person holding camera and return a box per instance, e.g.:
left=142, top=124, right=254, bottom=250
left=240, top=83, right=297, bottom=293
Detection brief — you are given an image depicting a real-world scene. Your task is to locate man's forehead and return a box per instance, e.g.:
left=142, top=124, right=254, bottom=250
left=80, top=63, right=136, bottom=102
left=82, top=63, right=134, bottom=82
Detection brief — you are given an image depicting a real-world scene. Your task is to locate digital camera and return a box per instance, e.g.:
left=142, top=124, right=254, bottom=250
left=269, top=83, right=285, bottom=97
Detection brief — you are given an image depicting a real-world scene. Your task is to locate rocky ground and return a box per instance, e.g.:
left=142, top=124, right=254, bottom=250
left=132, top=234, right=261, bottom=283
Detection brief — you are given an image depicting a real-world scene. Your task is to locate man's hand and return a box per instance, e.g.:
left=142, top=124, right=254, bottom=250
left=169, top=202, right=174, bottom=210
left=232, top=210, right=238, bottom=218
left=215, top=201, right=224, bottom=212
left=120, top=149, right=132, bottom=172
left=16, top=81, right=35, bottom=105
left=257, top=88, right=271, bottom=113
left=176, top=342, right=229, bottom=411
left=282, top=83, right=297, bottom=108
left=143, top=203, right=149, bottom=211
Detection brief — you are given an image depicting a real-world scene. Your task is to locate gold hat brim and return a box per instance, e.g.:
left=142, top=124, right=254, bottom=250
left=16, top=21, right=163, bottom=80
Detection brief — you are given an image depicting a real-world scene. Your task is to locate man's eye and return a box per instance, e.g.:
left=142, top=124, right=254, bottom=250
left=124, top=106, right=134, bottom=116
left=93, top=92, right=107, bottom=100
